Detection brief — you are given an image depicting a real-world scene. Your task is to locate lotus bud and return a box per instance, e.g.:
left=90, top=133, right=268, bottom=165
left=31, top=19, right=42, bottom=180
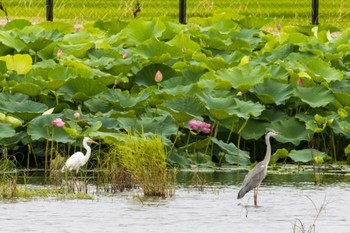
left=276, top=22, right=282, bottom=31
left=155, top=70, right=163, bottom=82
left=123, top=52, right=129, bottom=59
left=297, top=78, right=303, bottom=86
left=314, top=155, right=324, bottom=164
left=182, top=47, right=187, bottom=54
left=57, top=49, right=63, bottom=58
left=74, top=112, right=80, bottom=119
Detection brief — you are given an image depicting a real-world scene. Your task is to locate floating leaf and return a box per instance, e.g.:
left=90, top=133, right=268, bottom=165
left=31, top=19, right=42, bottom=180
left=289, top=149, right=327, bottom=163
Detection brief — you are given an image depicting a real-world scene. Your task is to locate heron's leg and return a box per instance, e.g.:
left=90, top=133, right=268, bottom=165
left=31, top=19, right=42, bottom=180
left=254, top=185, right=260, bottom=206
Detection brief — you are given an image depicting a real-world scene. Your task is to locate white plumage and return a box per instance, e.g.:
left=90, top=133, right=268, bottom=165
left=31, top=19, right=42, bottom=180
left=61, top=137, right=99, bottom=173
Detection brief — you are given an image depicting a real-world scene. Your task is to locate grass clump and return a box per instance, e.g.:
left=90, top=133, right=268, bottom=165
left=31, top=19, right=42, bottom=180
left=0, top=153, right=18, bottom=200
left=109, top=133, right=175, bottom=197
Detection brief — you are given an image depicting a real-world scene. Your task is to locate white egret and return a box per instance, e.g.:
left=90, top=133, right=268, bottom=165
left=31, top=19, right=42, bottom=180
left=237, top=130, right=279, bottom=206
left=61, top=137, right=99, bottom=174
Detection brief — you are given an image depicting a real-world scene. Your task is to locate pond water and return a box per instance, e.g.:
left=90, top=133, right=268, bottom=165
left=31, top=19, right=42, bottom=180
left=1, top=170, right=350, bottom=233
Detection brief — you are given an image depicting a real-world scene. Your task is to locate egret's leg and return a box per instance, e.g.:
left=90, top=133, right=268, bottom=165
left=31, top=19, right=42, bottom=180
left=254, top=185, right=260, bottom=206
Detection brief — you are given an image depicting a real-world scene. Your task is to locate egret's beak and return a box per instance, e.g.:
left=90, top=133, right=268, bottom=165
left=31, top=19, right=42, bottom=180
left=89, top=139, right=99, bottom=145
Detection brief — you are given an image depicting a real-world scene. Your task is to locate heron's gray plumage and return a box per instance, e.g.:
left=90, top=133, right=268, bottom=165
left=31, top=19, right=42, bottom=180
left=237, top=161, right=267, bottom=199
left=237, top=130, right=278, bottom=202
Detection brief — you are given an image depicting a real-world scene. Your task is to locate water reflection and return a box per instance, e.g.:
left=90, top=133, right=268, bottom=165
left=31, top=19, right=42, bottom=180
left=1, top=170, right=350, bottom=233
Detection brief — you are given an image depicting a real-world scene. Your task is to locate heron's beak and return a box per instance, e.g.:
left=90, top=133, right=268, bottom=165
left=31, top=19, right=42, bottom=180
left=89, top=139, right=99, bottom=145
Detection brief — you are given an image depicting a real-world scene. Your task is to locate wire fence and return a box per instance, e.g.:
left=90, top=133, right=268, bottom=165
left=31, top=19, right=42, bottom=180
left=0, top=0, right=349, bottom=28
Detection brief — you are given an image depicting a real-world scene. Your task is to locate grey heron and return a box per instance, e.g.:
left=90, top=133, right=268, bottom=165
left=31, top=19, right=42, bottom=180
left=237, top=130, right=279, bottom=206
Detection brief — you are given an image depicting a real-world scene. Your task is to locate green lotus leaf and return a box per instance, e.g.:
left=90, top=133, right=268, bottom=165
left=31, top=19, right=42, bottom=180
left=0, top=100, right=48, bottom=121
left=205, top=56, right=230, bottom=70
left=135, top=38, right=182, bottom=63
left=102, top=89, right=150, bottom=108
left=0, top=54, right=32, bottom=74
left=270, top=117, right=311, bottom=146
left=306, top=121, right=324, bottom=133
left=0, top=31, right=26, bottom=52
left=0, top=92, right=29, bottom=102
left=270, top=148, right=289, bottom=164
left=289, top=149, right=327, bottom=163
left=0, top=123, right=16, bottom=138
left=27, top=114, right=74, bottom=143
left=81, top=121, right=103, bottom=136
left=105, top=58, right=134, bottom=75
left=121, top=18, right=166, bottom=45
left=84, top=98, right=114, bottom=113
left=159, top=83, right=199, bottom=98
left=59, top=77, right=108, bottom=101
left=135, top=64, right=178, bottom=87
left=211, top=138, right=250, bottom=165
left=232, top=98, right=265, bottom=119
left=118, top=114, right=177, bottom=137
left=333, top=119, right=350, bottom=138
left=160, top=97, right=205, bottom=123
left=196, top=92, right=235, bottom=120
left=240, top=119, right=269, bottom=140
left=252, top=79, right=294, bottom=105
left=39, top=21, right=74, bottom=34
left=305, top=57, right=343, bottom=83
left=59, top=41, right=94, bottom=59
left=167, top=33, right=201, bottom=54
left=167, top=150, right=191, bottom=168
left=294, top=86, right=334, bottom=108
left=0, top=60, right=7, bottom=80
left=215, top=64, right=268, bottom=91
left=64, top=60, right=94, bottom=79
left=94, top=20, right=128, bottom=35
left=3, top=19, right=32, bottom=30
left=264, top=44, right=296, bottom=63
left=331, top=80, right=350, bottom=106
left=12, top=82, right=41, bottom=97
left=19, top=26, right=63, bottom=51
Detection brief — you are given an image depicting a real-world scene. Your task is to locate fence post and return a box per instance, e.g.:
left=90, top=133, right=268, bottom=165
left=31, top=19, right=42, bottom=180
left=46, top=0, right=53, bottom=21
left=179, top=0, right=186, bottom=24
left=311, top=0, right=319, bottom=25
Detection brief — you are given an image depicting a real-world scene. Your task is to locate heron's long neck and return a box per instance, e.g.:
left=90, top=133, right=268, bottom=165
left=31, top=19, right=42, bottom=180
left=83, top=141, right=92, bottom=164
left=263, top=134, right=272, bottom=164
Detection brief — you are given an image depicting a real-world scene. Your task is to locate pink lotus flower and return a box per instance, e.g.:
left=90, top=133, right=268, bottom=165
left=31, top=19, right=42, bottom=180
left=155, top=70, right=163, bottom=82
left=57, top=49, right=63, bottom=58
left=52, top=118, right=65, bottom=127
left=74, top=112, right=80, bottom=119
left=188, top=119, right=211, bottom=134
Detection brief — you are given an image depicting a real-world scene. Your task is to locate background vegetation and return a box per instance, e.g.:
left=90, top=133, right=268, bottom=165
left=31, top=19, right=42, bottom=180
left=0, top=0, right=349, bottom=28
left=0, top=13, right=349, bottom=172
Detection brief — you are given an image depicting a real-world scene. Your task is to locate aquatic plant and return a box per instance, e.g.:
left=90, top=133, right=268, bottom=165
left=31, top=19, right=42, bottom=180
left=113, top=133, right=175, bottom=197
left=0, top=152, right=17, bottom=199
left=0, top=14, right=349, bottom=171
